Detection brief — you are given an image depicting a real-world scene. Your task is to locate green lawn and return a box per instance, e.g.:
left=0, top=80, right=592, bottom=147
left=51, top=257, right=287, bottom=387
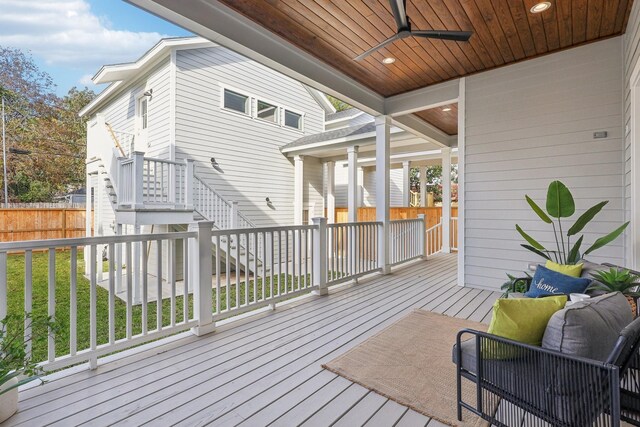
left=5, top=251, right=311, bottom=363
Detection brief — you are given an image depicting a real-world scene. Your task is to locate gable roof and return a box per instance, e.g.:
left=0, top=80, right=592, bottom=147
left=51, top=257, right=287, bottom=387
left=325, top=108, right=362, bottom=123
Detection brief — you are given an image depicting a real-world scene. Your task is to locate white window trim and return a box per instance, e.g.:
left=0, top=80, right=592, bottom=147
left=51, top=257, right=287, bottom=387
left=283, top=107, right=305, bottom=132
left=219, top=84, right=305, bottom=133
left=220, top=86, right=251, bottom=116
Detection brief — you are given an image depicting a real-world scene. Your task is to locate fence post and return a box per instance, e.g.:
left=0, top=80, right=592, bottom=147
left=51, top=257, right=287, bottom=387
left=190, top=221, right=215, bottom=336
left=131, top=151, right=145, bottom=209
left=312, top=217, right=328, bottom=296
left=418, top=214, right=427, bottom=260
left=185, top=159, right=195, bottom=211
left=231, top=201, right=239, bottom=228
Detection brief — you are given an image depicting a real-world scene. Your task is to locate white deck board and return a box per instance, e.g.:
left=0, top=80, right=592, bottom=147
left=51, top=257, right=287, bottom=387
left=9, top=253, right=497, bottom=427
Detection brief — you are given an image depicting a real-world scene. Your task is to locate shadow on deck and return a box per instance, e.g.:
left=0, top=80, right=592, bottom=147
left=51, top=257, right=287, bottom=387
left=8, top=253, right=500, bottom=426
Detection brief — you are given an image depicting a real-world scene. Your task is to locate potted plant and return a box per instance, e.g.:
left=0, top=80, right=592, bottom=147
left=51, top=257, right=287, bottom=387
left=0, top=313, right=56, bottom=422
left=516, top=180, right=629, bottom=266
left=501, top=272, right=531, bottom=296
left=588, top=268, right=640, bottom=318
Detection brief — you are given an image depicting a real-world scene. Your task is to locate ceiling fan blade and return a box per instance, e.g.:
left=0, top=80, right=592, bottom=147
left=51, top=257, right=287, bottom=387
left=389, top=0, right=409, bottom=31
left=411, top=30, right=473, bottom=42
left=354, top=34, right=402, bottom=61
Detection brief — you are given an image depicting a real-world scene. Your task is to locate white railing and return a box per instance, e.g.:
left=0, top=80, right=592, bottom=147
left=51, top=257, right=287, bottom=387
left=209, top=224, right=316, bottom=320
left=142, top=157, right=187, bottom=206
left=426, top=219, right=443, bottom=257
left=117, top=158, right=135, bottom=205
left=0, top=231, right=197, bottom=371
left=389, top=218, right=425, bottom=265
left=326, top=221, right=382, bottom=284
left=110, top=130, right=135, bottom=157
left=0, top=217, right=427, bottom=372
left=193, top=176, right=257, bottom=230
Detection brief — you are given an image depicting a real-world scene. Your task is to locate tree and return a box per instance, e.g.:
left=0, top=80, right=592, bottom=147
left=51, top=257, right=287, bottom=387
left=0, top=47, right=95, bottom=203
left=326, top=95, right=352, bottom=112
left=410, top=165, right=459, bottom=202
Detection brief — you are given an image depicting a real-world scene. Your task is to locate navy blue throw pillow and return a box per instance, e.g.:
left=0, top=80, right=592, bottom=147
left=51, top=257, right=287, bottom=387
left=524, top=265, right=591, bottom=298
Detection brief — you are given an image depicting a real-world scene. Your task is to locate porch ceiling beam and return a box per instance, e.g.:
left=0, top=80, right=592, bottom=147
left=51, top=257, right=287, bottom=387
left=125, top=0, right=385, bottom=115
left=392, top=115, right=455, bottom=148
left=384, top=80, right=459, bottom=117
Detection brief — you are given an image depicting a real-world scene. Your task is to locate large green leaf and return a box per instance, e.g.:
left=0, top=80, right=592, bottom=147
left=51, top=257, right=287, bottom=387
left=546, top=181, right=575, bottom=218
left=584, top=222, right=630, bottom=255
left=525, top=195, right=552, bottom=224
left=567, top=235, right=583, bottom=264
left=516, top=224, right=546, bottom=251
left=521, top=244, right=551, bottom=261
left=567, top=201, right=608, bottom=236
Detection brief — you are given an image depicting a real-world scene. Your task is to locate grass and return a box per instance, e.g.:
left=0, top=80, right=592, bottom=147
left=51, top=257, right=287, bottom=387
left=5, top=251, right=312, bottom=363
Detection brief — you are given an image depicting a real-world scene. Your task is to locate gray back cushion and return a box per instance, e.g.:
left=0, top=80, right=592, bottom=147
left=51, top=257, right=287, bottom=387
left=580, top=260, right=603, bottom=279
left=542, top=292, right=632, bottom=361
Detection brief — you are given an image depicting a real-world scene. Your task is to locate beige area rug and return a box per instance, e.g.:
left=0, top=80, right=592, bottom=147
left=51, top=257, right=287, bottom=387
left=322, top=309, right=489, bottom=427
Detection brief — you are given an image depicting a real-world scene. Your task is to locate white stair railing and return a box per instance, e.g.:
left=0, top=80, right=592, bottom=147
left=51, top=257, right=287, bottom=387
left=425, top=219, right=443, bottom=257
left=389, top=217, right=425, bottom=265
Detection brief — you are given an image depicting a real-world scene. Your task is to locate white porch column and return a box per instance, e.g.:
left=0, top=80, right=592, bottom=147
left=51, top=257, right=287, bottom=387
left=441, top=147, right=452, bottom=253
left=402, top=160, right=411, bottom=207
left=419, top=166, right=427, bottom=207
left=326, top=161, right=336, bottom=224
left=294, top=155, right=304, bottom=225
left=347, top=146, right=359, bottom=222
left=376, top=116, right=391, bottom=274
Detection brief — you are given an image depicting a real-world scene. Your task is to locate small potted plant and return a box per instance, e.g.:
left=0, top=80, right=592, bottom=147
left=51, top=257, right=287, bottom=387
left=588, top=268, right=640, bottom=318
left=0, top=313, right=56, bottom=422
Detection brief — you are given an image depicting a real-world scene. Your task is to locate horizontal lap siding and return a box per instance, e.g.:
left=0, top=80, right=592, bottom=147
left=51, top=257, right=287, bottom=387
left=624, top=1, right=640, bottom=265
left=175, top=47, right=324, bottom=227
left=464, top=38, right=625, bottom=291
left=335, top=165, right=405, bottom=208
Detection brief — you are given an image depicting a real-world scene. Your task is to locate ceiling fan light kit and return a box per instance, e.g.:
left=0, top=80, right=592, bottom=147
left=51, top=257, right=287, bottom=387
left=354, top=0, right=473, bottom=61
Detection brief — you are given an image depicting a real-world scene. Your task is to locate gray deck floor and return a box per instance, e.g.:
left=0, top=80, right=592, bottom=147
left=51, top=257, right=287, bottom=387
left=8, top=253, right=500, bottom=427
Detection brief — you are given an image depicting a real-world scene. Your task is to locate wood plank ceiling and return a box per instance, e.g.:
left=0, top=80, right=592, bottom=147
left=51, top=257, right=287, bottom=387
left=217, top=0, right=634, bottom=98
left=415, top=103, right=458, bottom=135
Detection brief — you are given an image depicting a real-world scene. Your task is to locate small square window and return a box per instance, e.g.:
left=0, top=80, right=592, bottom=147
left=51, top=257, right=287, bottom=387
left=284, top=110, right=302, bottom=130
left=224, top=89, right=249, bottom=114
left=257, top=100, right=278, bottom=123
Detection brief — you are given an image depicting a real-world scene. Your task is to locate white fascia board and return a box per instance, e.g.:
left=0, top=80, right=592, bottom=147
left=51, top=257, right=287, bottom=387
left=324, top=111, right=365, bottom=126
left=78, top=81, right=123, bottom=117
left=392, top=114, right=455, bottom=147
left=305, top=87, right=336, bottom=114
left=384, top=79, right=459, bottom=116
left=281, top=127, right=405, bottom=155
left=125, top=0, right=385, bottom=115
left=93, top=37, right=214, bottom=84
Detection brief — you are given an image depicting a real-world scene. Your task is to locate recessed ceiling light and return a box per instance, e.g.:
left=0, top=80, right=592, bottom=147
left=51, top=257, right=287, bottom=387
left=442, top=107, right=452, bottom=112
left=382, top=57, right=396, bottom=64
left=530, top=2, right=551, bottom=13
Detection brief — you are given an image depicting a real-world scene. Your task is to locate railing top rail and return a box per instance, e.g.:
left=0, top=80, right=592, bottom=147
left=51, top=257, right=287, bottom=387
left=211, top=224, right=317, bottom=236
left=327, top=221, right=383, bottom=228
left=109, top=129, right=135, bottom=136
left=0, top=231, right=197, bottom=251
left=143, top=157, right=185, bottom=167
left=390, top=218, right=424, bottom=223
left=120, top=158, right=134, bottom=164
left=194, top=176, right=232, bottom=206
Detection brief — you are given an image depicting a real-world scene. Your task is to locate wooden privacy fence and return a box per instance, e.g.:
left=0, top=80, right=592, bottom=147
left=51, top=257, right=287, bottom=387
left=335, top=207, right=458, bottom=229
left=0, top=208, right=90, bottom=243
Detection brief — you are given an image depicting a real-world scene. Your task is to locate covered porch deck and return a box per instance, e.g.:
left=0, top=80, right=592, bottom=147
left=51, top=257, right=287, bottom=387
left=7, top=253, right=498, bottom=426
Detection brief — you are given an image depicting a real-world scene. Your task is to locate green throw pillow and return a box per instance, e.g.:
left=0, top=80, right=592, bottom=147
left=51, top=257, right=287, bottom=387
left=488, top=295, right=567, bottom=346
left=545, top=260, right=583, bottom=278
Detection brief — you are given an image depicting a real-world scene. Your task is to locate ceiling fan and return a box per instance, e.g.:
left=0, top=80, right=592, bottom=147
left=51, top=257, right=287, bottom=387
left=354, top=0, right=473, bottom=61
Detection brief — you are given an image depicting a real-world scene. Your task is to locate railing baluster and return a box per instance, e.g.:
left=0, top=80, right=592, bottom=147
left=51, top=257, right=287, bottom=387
left=215, top=235, right=220, bottom=314
left=141, top=240, right=148, bottom=335
left=226, top=233, right=231, bottom=311
left=170, top=238, right=176, bottom=327
left=48, top=248, right=56, bottom=363
left=183, top=237, right=189, bottom=322
left=108, top=243, right=116, bottom=344
left=89, top=245, right=97, bottom=368
left=125, top=241, right=133, bottom=339
left=24, top=250, right=33, bottom=357
left=156, top=239, right=162, bottom=331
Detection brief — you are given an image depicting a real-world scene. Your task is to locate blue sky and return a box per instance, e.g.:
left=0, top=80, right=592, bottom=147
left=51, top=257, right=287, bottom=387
left=0, top=0, right=192, bottom=95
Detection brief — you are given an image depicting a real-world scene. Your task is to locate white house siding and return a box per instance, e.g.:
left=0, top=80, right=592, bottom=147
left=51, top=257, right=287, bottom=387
left=463, top=37, right=625, bottom=291
left=624, top=1, right=640, bottom=266
left=97, top=58, right=172, bottom=159
left=174, top=46, right=325, bottom=227
left=303, top=156, right=324, bottom=219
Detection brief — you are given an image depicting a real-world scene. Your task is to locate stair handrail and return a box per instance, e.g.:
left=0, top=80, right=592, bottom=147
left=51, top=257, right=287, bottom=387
left=104, top=122, right=127, bottom=157
left=193, top=175, right=256, bottom=229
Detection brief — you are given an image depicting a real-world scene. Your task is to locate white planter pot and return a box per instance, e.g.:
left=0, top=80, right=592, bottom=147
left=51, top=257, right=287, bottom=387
left=0, top=377, right=18, bottom=423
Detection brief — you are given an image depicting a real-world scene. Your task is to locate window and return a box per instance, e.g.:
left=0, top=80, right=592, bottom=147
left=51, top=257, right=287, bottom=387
left=256, top=100, right=278, bottom=123
left=139, top=98, right=148, bottom=129
left=224, top=89, right=249, bottom=114
left=284, top=110, right=303, bottom=130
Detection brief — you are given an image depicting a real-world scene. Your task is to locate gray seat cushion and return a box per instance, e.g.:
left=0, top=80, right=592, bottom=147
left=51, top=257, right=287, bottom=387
left=542, top=292, right=632, bottom=361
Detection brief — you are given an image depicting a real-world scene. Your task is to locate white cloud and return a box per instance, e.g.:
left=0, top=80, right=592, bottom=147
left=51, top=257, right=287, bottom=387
left=0, top=0, right=172, bottom=78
